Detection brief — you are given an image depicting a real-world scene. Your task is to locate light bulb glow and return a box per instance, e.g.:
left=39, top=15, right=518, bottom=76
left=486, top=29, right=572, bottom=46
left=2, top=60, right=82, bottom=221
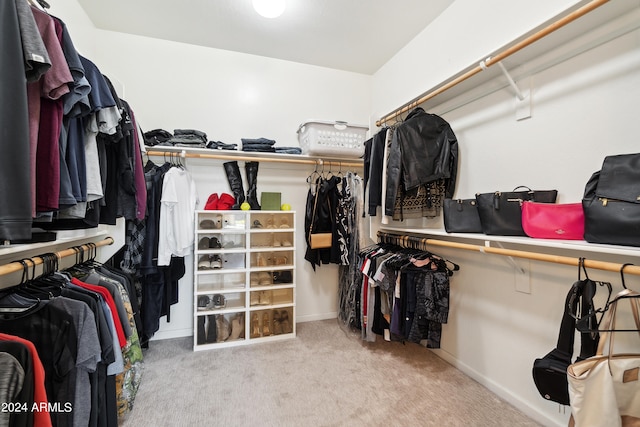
left=252, top=0, right=286, bottom=18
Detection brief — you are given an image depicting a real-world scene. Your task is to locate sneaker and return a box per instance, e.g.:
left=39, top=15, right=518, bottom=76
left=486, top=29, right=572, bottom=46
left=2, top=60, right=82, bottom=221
left=197, top=295, right=211, bottom=310
left=212, top=294, right=226, bottom=308
left=211, top=255, right=222, bottom=269
left=251, top=220, right=263, bottom=229
left=198, top=255, right=212, bottom=270
left=198, top=237, right=210, bottom=250
left=209, top=237, right=222, bottom=249
left=199, top=219, right=215, bottom=229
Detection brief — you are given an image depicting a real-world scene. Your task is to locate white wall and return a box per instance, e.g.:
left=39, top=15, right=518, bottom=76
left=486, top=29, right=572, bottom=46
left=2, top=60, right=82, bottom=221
left=371, top=1, right=640, bottom=426
left=48, top=1, right=372, bottom=340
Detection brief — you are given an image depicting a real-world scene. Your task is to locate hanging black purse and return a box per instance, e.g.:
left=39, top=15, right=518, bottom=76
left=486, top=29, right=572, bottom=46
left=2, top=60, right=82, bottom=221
left=532, top=261, right=601, bottom=405
left=582, top=153, right=640, bottom=247
left=476, top=186, right=558, bottom=236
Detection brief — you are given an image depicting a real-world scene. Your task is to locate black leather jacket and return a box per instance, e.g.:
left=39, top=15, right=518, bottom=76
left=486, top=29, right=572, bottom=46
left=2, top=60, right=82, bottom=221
left=385, top=108, right=458, bottom=216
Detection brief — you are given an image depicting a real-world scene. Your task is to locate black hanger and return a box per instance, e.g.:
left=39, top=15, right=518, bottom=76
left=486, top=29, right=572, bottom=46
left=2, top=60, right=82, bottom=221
left=592, top=262, right=638, bottom=333
left=620, top=263, right=634, bottom=290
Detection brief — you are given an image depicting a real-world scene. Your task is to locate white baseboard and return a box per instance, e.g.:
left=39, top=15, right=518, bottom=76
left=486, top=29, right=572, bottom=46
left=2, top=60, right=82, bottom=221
left=296, top=312, right=337, bottom=323
left=432, top=348, right=567, bottom=427
left=150, top=328, right=192, bottom=341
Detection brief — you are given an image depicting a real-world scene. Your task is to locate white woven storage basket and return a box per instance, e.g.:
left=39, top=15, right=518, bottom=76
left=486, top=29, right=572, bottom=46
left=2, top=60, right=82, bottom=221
left=297, top=120, right=368, bottom=157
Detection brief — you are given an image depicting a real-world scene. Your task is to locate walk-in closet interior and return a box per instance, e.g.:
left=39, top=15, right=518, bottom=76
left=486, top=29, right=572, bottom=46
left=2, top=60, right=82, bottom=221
left=2, top=0, right=640, bottom=426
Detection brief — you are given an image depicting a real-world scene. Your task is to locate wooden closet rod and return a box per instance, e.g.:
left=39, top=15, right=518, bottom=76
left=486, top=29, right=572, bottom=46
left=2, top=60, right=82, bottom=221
left=375, top=0, right=610, bottom=127
left=146, top=150, right=364, bottom=169
left=0, top=237, right=114, bottom=277
left=377, top=231, right=640, bottom=276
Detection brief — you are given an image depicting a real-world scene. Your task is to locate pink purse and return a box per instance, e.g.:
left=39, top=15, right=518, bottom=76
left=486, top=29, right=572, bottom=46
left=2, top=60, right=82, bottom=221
left=521, top=201, right=585, bottom=240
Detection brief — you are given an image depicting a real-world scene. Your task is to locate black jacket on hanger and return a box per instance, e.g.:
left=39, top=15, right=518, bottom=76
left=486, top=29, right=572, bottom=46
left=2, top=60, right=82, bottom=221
left=385, top=107, right=459, bottom=216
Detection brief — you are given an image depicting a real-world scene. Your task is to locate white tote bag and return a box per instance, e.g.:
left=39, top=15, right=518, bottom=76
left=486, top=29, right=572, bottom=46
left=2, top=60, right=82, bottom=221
left=567, top=289, right=640, bottom=427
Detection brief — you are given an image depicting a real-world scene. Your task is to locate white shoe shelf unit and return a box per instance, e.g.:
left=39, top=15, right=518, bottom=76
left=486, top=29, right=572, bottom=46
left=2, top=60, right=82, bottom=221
left=193, top=210, right=296, bottom=350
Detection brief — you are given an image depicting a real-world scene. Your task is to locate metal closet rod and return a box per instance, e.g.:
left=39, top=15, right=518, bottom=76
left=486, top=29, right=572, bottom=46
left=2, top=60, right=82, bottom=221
left=375, top=0, right=610, bottom=127
left=377, top=231, right=640, bottom=276
left=0, top=237, right=114, bottom=278
left=145, top=149, right=364, bottom=169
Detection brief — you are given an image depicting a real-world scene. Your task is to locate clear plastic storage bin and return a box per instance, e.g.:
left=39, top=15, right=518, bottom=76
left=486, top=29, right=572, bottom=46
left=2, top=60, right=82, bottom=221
left=297, top=120, right=368, bottom=157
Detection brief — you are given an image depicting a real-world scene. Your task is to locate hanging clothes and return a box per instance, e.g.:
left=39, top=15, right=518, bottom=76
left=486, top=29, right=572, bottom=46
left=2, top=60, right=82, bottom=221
left=340, top=243, right=456, bottom=348
left=0, top=251, right=144, bottom=427
left=384, top=107, right=459, bottom=219
left=0, top=0, right=48, bottom=240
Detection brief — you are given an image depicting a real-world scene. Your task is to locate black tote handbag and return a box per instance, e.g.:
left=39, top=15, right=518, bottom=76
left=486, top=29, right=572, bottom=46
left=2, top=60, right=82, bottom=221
left=476, top=186, right=558, bottom=236
left=443, top=198, right=482, bottom=233
left=582, top=153, right=640, bottom=247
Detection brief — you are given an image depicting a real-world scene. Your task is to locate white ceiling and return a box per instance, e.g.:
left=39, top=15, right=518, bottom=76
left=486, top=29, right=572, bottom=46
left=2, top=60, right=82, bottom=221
left=76, top=0, right=455, bottom=75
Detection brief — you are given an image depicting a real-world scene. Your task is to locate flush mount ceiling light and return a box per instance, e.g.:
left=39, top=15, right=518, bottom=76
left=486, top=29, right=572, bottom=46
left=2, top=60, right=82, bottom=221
left=252, top=0, right=286, bottom=18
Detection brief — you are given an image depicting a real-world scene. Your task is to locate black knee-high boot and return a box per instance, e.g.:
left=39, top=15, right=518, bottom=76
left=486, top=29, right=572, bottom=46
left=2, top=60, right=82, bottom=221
left=206, top=315, right=217, bottom=343
left=245, top=161, right=261, bottom=210
left=197, top=316, right=206, bottom=345
left=223, top=161, right=245, bottom=209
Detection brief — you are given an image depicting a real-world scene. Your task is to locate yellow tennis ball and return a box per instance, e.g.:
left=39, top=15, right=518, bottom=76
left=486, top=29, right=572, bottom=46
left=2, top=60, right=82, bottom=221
left=281, top=203, right=291, bottom=211
left=240, top=202, right=251, bottom=211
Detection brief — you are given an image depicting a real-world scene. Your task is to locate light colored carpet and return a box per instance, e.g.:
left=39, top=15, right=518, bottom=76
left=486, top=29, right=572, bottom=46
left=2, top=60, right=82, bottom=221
left=121, top=319, right=541, bottom=427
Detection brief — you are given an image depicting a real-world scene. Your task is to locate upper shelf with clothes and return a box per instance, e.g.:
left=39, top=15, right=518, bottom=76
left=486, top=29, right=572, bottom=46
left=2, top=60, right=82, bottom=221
left=145, top=145, right=365, bottom=169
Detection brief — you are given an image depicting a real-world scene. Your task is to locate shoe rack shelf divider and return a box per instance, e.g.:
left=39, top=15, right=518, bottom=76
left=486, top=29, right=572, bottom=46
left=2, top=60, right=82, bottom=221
left=193, top=210, right=296, bottom=351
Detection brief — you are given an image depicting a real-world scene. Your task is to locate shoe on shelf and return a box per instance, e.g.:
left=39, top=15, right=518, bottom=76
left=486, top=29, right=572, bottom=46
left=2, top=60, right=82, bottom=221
left=197, top=295, right=211, bottom=310
left=251, top=220, right=263, bottom=229
left=216, top=315, right=231, bottom=342
left=250, top=313, right=260, bottom=338
left=209, top=237, right=222, bottom=249
left=205, top=315, right=217, bottom=343
left=259, top=290, right=272, bottom=305
left=250, top=274, right=259, bottom=286
left=212, top=294, right=226, bottom=308
left=258, top=272, right=272, bottom=286
left=257, top=254, right=267, bottom=267
left=281, top=239, right=293, bottom=247
left=273, top=238, right=281, bottom=247
left=272, top=310, right=283, bottom=335
left=199, top=219, right=215, bottom=229
left=262, top=312, right=272, bottom=336
left=250, top=291, right=260, bottom=306
left=280, top=310, right=292, bottom=334
left=229, top=314, right=244, bottom=340
left=197, top=317, right=206, bottom=345
left=279, top=218, right=290, bottom=229
left=198, top=255, right=212, bottom=270
left=211, top=255, right=222, bottom=269
left=198, top=237, right=210, bottom=250
left=265, top=217, right=275, bottom=229
left=214, top=214, right=223, bottom=229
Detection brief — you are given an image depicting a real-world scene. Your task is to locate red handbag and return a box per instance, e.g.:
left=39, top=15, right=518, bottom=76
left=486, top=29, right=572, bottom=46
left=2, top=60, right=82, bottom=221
left=521, top=201, right=585, bottom=240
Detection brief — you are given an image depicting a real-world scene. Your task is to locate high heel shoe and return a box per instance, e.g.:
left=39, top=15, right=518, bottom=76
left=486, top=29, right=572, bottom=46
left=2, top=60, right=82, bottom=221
left=250, top=313, right=260, bottom=338
left=262, top=312, right=272, bottom=336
